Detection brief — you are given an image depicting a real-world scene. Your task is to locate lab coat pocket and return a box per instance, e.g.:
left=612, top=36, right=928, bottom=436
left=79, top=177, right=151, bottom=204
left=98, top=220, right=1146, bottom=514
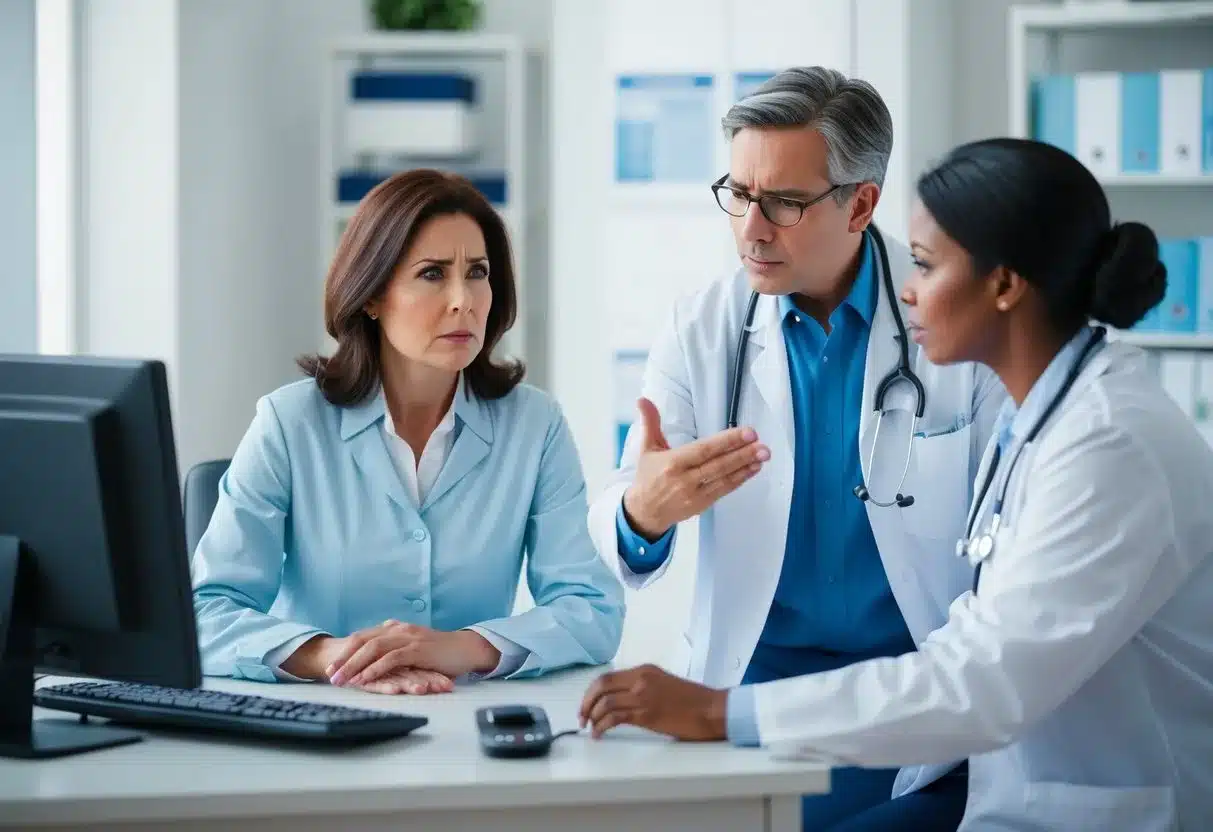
left=664, top=631, right=694, bottom=679
left=899, top=423, right=973, bottom=543
left=1022, top=781, right=1177, bottom=831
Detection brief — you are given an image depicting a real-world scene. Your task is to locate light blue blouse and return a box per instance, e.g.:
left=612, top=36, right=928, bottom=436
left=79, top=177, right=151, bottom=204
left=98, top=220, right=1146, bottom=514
left=191, top=377, right=626, bottom=683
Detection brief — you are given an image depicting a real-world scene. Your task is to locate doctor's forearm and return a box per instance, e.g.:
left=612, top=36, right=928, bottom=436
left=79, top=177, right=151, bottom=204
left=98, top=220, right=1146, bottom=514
left=751, top=652, right=1023, bottom=767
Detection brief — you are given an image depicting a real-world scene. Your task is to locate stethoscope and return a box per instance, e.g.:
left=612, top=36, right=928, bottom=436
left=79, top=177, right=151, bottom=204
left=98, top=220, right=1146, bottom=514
left=726, top=224, right=926, bottom=509
left=958, top=326, right=1107, bottom=593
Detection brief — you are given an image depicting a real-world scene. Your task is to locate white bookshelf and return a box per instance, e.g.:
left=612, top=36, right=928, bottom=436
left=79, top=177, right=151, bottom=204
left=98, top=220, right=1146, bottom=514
left=1009, top=0, right=1213, bottom=353
left=1018, top=1, right=1213, bottom=31
left=1112, top=331, right=1213, bottom=350
left=320, top=32, right=532, bottom=365
left=1100, top=173, right=1213, bottom=187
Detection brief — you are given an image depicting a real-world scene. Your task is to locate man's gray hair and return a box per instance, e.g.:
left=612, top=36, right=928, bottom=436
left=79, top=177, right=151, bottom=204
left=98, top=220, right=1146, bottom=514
left=721, top=66, right=893, bottom=199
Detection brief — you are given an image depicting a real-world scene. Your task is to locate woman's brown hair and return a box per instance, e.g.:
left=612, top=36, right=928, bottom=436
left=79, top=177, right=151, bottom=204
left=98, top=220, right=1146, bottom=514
left=298, top=169, right=524, bottom=405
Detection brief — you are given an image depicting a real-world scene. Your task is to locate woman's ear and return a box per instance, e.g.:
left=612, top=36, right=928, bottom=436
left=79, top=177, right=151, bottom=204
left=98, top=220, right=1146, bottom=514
left=992, top=266, right=1028, bottom=313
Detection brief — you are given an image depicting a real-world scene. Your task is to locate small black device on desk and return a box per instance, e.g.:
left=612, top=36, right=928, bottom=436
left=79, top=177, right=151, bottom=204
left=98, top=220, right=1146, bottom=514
left=476, top=705, right=565, bottom=758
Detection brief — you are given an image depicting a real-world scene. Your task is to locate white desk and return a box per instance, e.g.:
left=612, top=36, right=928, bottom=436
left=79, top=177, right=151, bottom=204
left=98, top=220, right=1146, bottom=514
left=2, top=669, right=827, bottom=831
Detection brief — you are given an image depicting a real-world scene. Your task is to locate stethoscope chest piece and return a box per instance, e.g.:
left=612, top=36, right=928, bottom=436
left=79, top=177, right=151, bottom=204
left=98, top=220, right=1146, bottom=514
left=957, top=531, right=996, bottom=566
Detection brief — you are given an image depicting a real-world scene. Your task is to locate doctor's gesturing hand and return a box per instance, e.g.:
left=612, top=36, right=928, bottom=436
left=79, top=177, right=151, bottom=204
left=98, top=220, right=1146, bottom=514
left=620, top=397, right=770, bottom=540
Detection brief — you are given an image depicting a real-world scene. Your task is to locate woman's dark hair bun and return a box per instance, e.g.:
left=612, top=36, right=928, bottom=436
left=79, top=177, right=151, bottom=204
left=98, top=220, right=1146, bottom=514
left=1089, top=221, right=1167, bottom=329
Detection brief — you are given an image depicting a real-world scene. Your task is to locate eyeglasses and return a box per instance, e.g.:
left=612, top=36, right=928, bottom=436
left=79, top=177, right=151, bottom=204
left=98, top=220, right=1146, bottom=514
left=710, top=175, right=849, bottom=227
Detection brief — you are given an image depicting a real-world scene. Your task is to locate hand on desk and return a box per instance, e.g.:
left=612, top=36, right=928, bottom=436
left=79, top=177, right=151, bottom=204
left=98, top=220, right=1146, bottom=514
left=326, top=620, right=500, bottom=687
left=345, top=667, right=454, bottom=695
left=578, top=664, right=728, bottom=741
left=281, top=621, right=500, bottom=692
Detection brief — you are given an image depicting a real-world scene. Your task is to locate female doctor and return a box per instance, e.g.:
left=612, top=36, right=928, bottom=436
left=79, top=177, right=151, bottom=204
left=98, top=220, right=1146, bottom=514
left=579, top=137, right=1213, bottom=831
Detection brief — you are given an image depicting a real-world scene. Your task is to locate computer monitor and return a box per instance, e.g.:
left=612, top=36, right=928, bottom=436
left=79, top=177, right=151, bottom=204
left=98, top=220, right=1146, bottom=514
left=0, top=354, right=201, bottom=759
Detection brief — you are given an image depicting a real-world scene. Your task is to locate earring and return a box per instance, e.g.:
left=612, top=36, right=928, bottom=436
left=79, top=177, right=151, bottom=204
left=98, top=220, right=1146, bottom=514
left=368, top=311, right=378, bottom=320
left=997, top=301, right=1009, bottom=312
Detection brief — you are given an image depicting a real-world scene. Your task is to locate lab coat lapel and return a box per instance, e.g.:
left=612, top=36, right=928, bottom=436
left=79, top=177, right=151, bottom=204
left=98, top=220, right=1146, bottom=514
left=421, top=385, right=492, bottom=511
left=965, top=432, right=1000, bottom=534
left=713, top=291, right=793, bottom=681
left=745, top=295, right=794, bottom=452
left=341, top=393, right=412, bottom=511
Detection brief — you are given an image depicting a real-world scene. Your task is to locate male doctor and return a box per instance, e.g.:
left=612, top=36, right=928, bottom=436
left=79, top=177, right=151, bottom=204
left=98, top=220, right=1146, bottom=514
left=583, top=67, right=1005, bottom=829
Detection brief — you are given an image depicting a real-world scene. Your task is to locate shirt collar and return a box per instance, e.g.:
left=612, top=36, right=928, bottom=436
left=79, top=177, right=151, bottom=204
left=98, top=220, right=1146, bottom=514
left=383, top=372, right=461, bottom=442
left=341, top=372, right=472, bottom=441
left=992, top=324, right=1098, bottom=454
left=777, top=232, right=877, bottom=327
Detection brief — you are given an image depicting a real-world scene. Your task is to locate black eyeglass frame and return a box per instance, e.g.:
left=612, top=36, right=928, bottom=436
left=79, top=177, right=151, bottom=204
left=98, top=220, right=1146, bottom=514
left=710, top=174, right=855, bottom=226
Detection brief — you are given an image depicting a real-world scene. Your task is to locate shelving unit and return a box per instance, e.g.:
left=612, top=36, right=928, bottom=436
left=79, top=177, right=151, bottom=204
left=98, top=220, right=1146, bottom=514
left=1009, top=1, right=1213, bottom=443
left=1009, top=0, right=1213, bottom=355
left=320, top=32, right=532, bottom=364
left=1111, top=331, right=1213, bottom=350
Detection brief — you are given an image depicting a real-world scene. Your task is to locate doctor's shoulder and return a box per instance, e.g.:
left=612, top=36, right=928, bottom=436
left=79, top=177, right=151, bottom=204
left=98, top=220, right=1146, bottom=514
left=1031, top=347, right=1212, bottom=493
left=662, top=267, right=756, bottom=350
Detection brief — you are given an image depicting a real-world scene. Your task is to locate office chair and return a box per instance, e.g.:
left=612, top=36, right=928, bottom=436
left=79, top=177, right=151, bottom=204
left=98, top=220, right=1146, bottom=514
left=182, top=459, right=230, bottom=555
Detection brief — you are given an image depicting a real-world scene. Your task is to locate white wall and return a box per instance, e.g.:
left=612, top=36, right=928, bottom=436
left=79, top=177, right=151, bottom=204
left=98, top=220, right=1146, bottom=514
left=953, top=0, right=1052, bottom=144
left=174, top=0, right=367, bottom=469
left=80, top=0, right=181, bottom=403
left=855, top=0, right=956, bottom=241
left=73, top=0, right=551, bottom=476
left=0, top=0, right=37, bottom=354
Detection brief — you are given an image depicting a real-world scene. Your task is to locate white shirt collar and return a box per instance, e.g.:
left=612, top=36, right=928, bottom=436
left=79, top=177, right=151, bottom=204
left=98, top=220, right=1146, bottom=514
left=380, top=374, right=463, bottom=508
left=992, top=325, right=1100, bottom=454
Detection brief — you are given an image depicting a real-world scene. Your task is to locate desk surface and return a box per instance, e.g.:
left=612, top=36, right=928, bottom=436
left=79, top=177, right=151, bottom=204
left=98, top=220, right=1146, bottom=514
left=2, top=668, right=828, bottom=827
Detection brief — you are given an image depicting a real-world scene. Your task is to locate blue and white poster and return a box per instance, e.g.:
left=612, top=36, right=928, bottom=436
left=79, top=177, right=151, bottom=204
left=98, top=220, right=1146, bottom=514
left=615, top=74, right=715, bottom=183
left=734, top=71, right=776, bottom=102
left=613, top=349, right=649, bottom=464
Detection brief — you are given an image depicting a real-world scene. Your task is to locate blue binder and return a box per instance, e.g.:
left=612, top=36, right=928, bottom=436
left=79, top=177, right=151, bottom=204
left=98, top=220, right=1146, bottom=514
left=336, top=171, right=507, bottom=206
left=1158, top=239, right=1199, bottom=333
left=1121, top=72, right=1160, bottom=173
left=350, top=72, right=476, bottom=103
left=1198, top=238, right=1213, bottom=334
left=1204, top=69, right=1213, bottom=173
left=1032, top=75, right=1076, bottom=156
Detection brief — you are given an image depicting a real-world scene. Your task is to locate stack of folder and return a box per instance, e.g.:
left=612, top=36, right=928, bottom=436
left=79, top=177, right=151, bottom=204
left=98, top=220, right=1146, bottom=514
left=1135, top=238, right=1213, bottom=334
left=1032, top=69, right=1213, bottom=177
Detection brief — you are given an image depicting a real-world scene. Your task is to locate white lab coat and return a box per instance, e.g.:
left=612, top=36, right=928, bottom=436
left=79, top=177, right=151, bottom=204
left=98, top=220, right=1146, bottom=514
left=588, top=233, right=1007, bottom=797
left=748, top=341, right=1213, bottom=830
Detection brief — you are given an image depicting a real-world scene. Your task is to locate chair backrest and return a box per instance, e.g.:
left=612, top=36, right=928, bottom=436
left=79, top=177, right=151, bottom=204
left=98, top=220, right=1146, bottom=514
left=183, top=459, right=230, bottom=556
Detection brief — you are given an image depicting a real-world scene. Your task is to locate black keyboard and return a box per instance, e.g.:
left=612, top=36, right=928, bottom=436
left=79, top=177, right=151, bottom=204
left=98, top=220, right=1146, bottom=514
left=34, top=681, right=428, bottom=745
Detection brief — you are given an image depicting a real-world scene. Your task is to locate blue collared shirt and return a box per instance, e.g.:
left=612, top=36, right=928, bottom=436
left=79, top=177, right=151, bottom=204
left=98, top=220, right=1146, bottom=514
left=614, top=236, right=915, bottom=744
left=192, top=378, right=626, bottom=684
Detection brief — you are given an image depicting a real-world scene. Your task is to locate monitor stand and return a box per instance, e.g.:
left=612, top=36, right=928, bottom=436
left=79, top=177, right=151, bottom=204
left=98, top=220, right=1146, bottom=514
left=0, top=535, right=144, bottom=759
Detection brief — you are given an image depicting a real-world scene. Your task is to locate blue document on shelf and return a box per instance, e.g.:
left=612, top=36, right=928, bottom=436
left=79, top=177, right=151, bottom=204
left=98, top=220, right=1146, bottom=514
left=1199, top=238, right=1213, bottom=334
left=613, top=350, right=649, bottom=465
left=1158, top=239, right=1199, bottom=333
left=1121, top=72, right=1160, bottom=174
left=1031, top=75, right=1075, bottom=157
left=1204, top=69, right=1213, bottom=173
left=734, top=71, right=776, bottom=102
left=615, top=74, right=715, bottom=183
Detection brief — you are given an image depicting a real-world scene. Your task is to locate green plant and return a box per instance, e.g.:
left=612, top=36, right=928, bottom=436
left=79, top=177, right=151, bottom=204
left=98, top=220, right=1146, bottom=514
left=370, top=0, right=483, bottom=31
